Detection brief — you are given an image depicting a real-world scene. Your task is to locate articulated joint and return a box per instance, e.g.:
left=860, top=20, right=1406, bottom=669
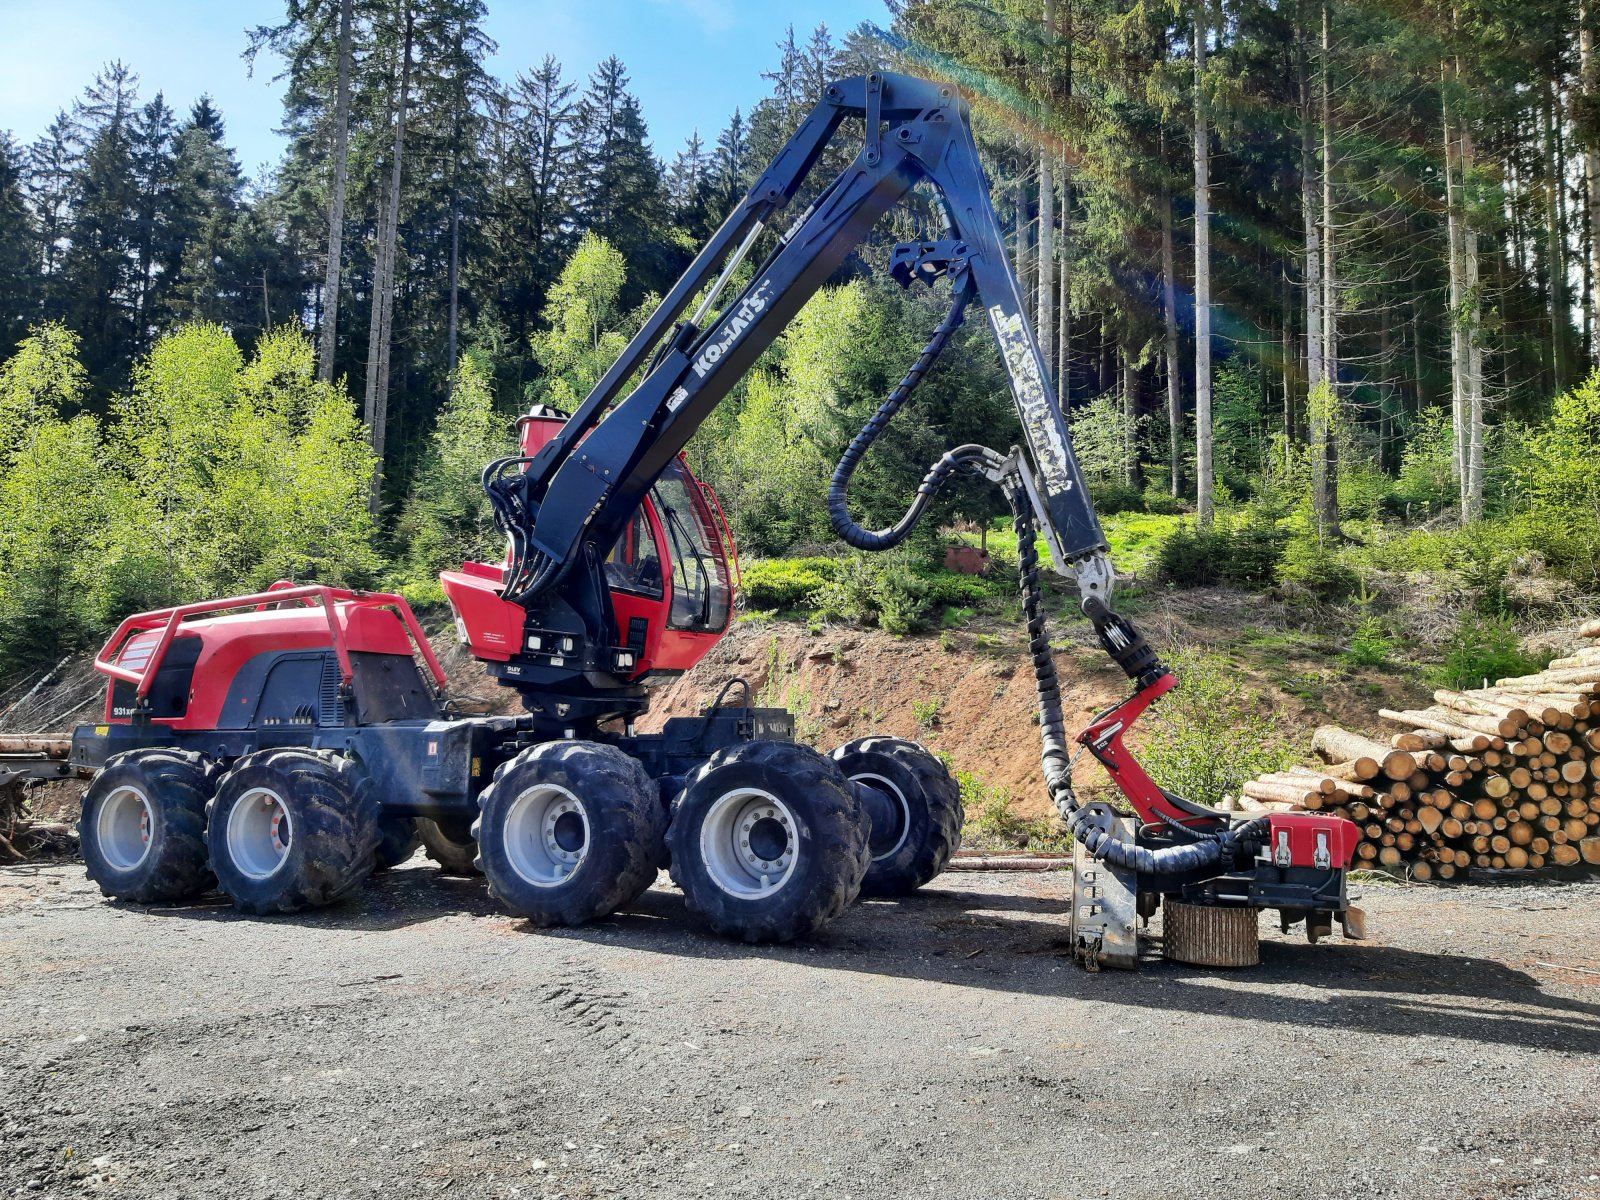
left=1081, top=594, right=1164, bottom=686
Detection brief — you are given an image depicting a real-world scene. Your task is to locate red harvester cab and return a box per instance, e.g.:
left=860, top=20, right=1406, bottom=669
left=440, top=406, right=739, bottom=680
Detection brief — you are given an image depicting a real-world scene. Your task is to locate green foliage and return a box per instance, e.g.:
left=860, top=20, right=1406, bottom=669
left=394, top=354, right=515, bottom=591
left=956, top=770, right=1071, bottom=853
left=529, top=232, right=634, bottom=409
left=1518, top=370, right=1600, bottom=527
left=1141, top=488, right=1186, bottom=516
left=1341, top=618, right=1393, bottom=668
left=1431, top=617, right=1549, bottom=690
left=912, top=696, right=943, bottom=730
left=0, top=323, right=382, bottom=672
left=1068, top=390, right=1138, bottom=485
left=1276, top=534, right=1360, bottom=602
left=1088, top=481, right=1146, bottom=514
left=1387, top=407, right=1457, bottom=516
left=811, top=546, right=931, bottom=635
left=740, top=556, right=839, bottom=609
left=1140, top=649, right=1298, bottom=808
left=1154, top=514, right=1287, bottom=588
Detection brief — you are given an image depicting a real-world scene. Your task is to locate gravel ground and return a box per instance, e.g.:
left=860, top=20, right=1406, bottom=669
left=2, top=862, right=1599, bottom=1200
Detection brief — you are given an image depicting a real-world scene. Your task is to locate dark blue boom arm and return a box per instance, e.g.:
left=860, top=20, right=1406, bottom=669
left=490, top=71, right=1112, bottom=614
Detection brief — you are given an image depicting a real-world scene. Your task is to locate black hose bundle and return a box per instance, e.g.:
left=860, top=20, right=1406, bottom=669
left=1002, top=481, right=1270, bottom=875
left=827, top=280, right=996, bottom=551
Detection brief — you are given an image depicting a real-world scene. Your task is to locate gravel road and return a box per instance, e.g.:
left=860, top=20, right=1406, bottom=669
left=3, top=861, right=1599, bottom=1200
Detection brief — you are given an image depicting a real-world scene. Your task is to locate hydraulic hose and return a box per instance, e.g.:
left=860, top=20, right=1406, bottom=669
left=1002, top=482, right=1269, bottom=875
left=827, top=280, right=988, bottom=551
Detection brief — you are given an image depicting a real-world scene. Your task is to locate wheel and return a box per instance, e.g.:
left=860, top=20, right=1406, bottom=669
left=473, top=740, right=665, bottom=926
left=416, top=816, right=481, bottom=875
left=830, top=736, right=963, bottom=897
left=668, top=740, right=870, bottom=944
left=373, top=816, right=421, bottom=871
left=79, top=749, right=216, bottom=903
left=206, top=749, right=381, bottom=914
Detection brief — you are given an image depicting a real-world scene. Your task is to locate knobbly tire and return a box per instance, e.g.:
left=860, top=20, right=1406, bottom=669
left=473, top=740, right=666, bottom=926
left=668, top=740, right=870, bottom=944
left=207, top=749, right=381, bottom=915
left=373, top=816, right=421, bottom=871
left=416, top=816, right=481, bottom=875
left=80, top=749, right=216, bottom=903
left=830, top=736, right=963, bottom=897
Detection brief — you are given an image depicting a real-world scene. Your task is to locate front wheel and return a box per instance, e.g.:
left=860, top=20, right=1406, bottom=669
left=830, top=737, right=962, bottom=896
left=207, top=749, right=380, bottom=914
left=473, top=741, right=665, bottom=926
left=80, top=749, right=216, bottom=903
left=668, top=740, right=870, bottom=943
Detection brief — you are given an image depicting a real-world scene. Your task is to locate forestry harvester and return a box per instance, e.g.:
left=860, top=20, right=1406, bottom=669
left=69, top=73, right=1362, bottom=964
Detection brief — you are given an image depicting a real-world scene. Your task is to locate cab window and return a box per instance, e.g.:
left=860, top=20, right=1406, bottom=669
left=603, top=508, right=664, bottom=597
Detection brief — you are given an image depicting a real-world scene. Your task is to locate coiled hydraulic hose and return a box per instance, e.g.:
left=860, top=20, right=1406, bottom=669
left=827, top=280, right=994, bottom=551
left=1002, top=481, right=1270, bottom=874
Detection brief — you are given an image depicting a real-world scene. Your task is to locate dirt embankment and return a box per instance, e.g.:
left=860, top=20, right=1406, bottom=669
left=3, top=586, right=1447, bottom=824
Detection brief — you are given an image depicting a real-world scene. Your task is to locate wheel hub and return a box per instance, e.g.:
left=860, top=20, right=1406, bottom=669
left=851, top=773, right=911, bottom=862
left=227, top=788, right=294, bottom=879
left=98, top=785, right=155, bottom=872
left=504, top=784, right=590, bottom=888
left=701, top=789, right=800, bottom=899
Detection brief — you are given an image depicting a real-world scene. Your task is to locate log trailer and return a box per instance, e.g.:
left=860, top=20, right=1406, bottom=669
left=69, top=72, right=1362, bottom=964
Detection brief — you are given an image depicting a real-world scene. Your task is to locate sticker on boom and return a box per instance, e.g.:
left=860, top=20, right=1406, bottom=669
left=692, top=279, right=774, bottom=378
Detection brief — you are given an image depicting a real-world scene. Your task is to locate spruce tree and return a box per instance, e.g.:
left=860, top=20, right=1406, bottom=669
left=0, top=134, right=37, bottom=356
left=573, top=57, right=668, bottom=299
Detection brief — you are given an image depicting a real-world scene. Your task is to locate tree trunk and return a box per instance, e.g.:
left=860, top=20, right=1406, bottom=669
left=1313, top=0, right=1340, bottom=539
left=1058, top=164, right=1071, bottom=402
left=1300, top=0, right=1328, bottom=535
left=1443, top=66, right=1467, bottom=504
left=1123, top=348, right=1141, bottom=487
left=1584, top=0, right=1600, bottom=357
left=447, top=188, right=461, bottom=374
left=1162, top=162, right=1183, bottom=498
left=1014, top=168, right=1032, bottom=322
left=318, top=0, right=355, bottom=384
left=1545, top=77, right=1570, bottom=393
left=1193, top=0, right=1214, bottom=525
left=1037, top=0, right=1055, bottom=373
left=1461, top=119, right=1485, bottom=520
left=363, top=4, right=414, bottom=515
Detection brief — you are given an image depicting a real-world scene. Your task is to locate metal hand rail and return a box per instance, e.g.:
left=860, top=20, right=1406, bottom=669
left=93, top=584, right=448, bottom=704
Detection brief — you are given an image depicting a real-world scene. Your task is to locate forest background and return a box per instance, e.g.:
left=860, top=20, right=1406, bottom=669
left=1, top=0, right=1596, bottom=726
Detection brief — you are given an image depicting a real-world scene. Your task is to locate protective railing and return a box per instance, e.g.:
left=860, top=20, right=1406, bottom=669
left=93, top=582, right=448, bottom=705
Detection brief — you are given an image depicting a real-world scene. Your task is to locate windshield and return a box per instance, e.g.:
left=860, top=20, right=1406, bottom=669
left=651, top=460, right=732, bottom=632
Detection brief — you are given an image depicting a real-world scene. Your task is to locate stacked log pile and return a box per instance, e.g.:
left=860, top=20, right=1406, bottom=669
left=1235, top=620, right=1600, bottom=880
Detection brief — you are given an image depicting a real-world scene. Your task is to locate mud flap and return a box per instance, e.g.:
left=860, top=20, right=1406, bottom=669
left=1069, top=812, right=1139, bottom=970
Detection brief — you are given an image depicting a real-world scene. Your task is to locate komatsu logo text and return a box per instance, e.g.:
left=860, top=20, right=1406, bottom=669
left=692, top=279, right=773, bottom=378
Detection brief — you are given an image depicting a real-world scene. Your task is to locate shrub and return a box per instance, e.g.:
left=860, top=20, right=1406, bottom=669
left=1154, top=516, right=1287, bottom=589
left=1088, top=481, right=1146, bottom=515
left=740, top=556, right=839, bottom=609
left=956, top=770, right=1071, bottom=852
left=1140, top=649, right=1298, bottom=807
left=811, top=548, right=930, bottom=634
left=1431, top=616, right=1550, bottom=689
left=1341, top=617, right=1393, bottom=668
left=1142, top=488, right=1185, bottom=515
left=1276, top=535, right=1360, bottom=601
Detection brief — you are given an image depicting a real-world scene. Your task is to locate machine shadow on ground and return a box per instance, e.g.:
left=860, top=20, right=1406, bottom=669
left=114, top=860, right=1600, bottom=1058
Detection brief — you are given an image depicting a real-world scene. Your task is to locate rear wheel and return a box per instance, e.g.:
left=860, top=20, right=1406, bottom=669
left=80, top=749, right=215, bottom=903
left=474, top=741, right=665, bottom=926
left=416, top=816, right=480, bottom=875
left=207, top=749, right=380, bottom=914
left=830, top=737, right=962, bottom=896
left=373, top=816, right=421, bottom=871
left=668, top=740, right=869, bottom=943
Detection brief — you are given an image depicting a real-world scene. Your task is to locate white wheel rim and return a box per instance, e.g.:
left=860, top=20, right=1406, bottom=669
left=504, top=784, right=589, bottom=887
left=853, top=771, right=912, bottom=862
left=98, top=785, right=154, bottom=871
left=699, top=787, right=800, bottom=900
left=227, top=787, right=294, bottom=880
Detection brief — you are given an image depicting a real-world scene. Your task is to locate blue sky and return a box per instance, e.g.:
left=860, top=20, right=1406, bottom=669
left=0, top=0, right=887, bottom=178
